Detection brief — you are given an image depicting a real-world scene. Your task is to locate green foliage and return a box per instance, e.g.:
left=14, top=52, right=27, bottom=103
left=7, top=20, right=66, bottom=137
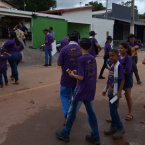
left=120, top=1, right=137, bottom=9
left=9, top=0, right=56, bottom=11
left=85, top=1, right=106, bottom=11
left=139, top=13, right=145, bottom=19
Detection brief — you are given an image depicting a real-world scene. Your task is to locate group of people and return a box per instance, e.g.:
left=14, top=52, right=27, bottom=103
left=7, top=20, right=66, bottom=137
left=0, top=22, right=28, bottom=88
left=55, top=30, right=144, bottom=145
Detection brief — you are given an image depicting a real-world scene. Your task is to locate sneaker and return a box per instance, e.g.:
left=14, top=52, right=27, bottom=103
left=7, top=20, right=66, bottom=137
left=104, top=128, right=118, bottom=135
left=43, top=64, right=49, bottom=66
left=137, top=80, right=142, bottom=85
left=0, top=85, right=3, bottom=88
left=99, top=76, right=105, bottom=79
left=55, top=130, right=69, bottom=142
left=5, top=83, right=8, bottom=86
left=49, top=64, right=51, bottom=66
left=85, top=135, right=101, bottom=145
left=12, top=81, right=19, bottom=85
left=113, top=129, right=125, bottom=139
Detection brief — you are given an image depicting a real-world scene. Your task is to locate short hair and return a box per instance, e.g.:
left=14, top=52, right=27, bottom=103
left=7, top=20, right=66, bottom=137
left=69, top=33, right=78, bottom=42
left=20, top=22, right=23, bottom=26
left=49, top=26, right=53, bottom=30
left=109, top=49, right=119, bottom=55
left=80, top=38, right=91, bottom=50
left=17, top=24, right=21, bottom=29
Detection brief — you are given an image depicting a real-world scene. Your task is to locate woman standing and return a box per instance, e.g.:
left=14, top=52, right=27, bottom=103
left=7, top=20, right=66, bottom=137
left=2, top=31, right=24, bottom=84
left=99, top=36, right=113, bottom=79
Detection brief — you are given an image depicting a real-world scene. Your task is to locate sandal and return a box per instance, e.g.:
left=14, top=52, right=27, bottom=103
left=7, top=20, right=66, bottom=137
left=125, top=114, right=133, bottom=121
left=106, top=117, right=112, bottom=123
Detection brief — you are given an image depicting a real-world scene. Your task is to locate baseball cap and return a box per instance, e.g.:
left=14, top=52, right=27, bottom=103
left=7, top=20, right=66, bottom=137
left=107, top=36, right=113, bottom=40
left=89, top=31, right=97, bottom=36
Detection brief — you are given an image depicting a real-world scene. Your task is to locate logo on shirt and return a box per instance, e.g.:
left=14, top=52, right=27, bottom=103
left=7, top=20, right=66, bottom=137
left=87, top=60, right=91, bottom=64
left=71, top=48, right=76, bottom=51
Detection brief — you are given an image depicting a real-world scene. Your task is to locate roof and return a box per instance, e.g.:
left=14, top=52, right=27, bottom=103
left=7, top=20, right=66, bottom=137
left=1, top=0, right=18, bottom=8
left=92, top=9, right=112, bottom=15
left=138, top=19, right=145, bottom=23
left=112, top=18, right=145, bottom=26
left=39, top=6, right=93, bottom=14
left=0, top=6, right=8, bottom=9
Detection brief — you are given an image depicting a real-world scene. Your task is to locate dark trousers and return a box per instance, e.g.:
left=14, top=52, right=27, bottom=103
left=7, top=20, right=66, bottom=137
left=62, top=100, right=100, bottom=140
left=8, top=53, right=22, bottom=82
left=132, top=56, right=140, bottom=82
left=0, top=71, right=8, bottom=85
left=99, top=54, right=109, bottom=77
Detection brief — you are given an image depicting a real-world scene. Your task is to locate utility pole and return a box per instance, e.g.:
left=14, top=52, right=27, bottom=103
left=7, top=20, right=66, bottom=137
left=130, top=0, right=135, bottom=34
left=106, top=0, right=108, bottom=19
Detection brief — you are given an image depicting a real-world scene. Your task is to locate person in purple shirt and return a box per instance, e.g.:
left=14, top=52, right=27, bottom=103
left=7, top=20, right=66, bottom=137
left=119, top=42, right=133, bottom=121
left=89, top=31, right=102, bottom=58
left=102, top=49, right=125, bottom=139
left=0, top=48, right=11, bottom=88
left=57, top=33, right=82, bottom=122
left=128, top=34, right=142, bottom=84
left=3, top=31, right=24, bottom=85
left=59, top=36, right=69, bottom=51
left=48, top=26, right=55, bottom=39
left=56, top=38, right=100, bottom=145
left=99, top=36, right=113, bottom=79
left=42, top=29, right=54, bottom=66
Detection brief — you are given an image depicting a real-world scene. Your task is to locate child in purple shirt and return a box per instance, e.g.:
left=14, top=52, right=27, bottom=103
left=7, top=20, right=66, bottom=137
left=56, top=38, right=100, bottom=145
left=102, top=49, right=125, bottom=139
left=118, top=42, right=133, bottom=121
left=0, top=48, right=11, bottom=88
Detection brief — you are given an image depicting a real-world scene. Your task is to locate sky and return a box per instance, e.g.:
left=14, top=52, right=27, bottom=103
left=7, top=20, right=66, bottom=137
left=56, top=0, right=145, bottom=14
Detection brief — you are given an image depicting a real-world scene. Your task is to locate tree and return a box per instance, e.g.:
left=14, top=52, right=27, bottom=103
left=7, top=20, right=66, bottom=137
left=85, top=1, right=106, bottom=11
left=139, top=13, right=145, bottom=19
left=9, top=0, right=56, bottom=11
left=120, top=1, right=137, bottom=9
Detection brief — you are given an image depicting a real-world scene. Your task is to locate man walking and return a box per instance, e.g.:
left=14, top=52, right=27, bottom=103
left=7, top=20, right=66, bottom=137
left=43, top=29, right=54, bottom=66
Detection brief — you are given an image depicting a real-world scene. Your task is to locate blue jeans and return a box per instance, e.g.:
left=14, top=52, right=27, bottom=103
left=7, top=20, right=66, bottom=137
left=109, top=95, right=123, bottom=130
left=60, top=85, right=75, bottom=118
left=8, top=53, right=22, bottom=81
left=62, top=100, right=100, bottom=140
left=45, top=49, right=52, bottom=65
left=0, top=71, right=8, bottom=85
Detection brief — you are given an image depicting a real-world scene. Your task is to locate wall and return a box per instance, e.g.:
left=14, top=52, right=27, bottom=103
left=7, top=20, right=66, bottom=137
left=91, top=18, right=114, bottom=47
left=0, top=1, right=13, bottom=9
left=62, top=9, right=92, bottom=25
left=32, top=17, right=67, bottom=48
left=68, top=22, right=90, bottom=38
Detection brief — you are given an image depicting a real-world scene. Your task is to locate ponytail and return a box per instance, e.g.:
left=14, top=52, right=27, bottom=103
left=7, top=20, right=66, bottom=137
left=9, top=31, right=20, bottom=46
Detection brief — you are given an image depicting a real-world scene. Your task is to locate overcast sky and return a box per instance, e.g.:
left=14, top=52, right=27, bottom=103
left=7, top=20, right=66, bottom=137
left=56, top=0, right=145, bottom=14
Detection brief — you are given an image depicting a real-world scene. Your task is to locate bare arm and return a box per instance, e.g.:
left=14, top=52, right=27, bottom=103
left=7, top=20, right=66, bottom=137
left=69, top=72, right=84, bottom=81
left=96, top=43, right=102, bottom=52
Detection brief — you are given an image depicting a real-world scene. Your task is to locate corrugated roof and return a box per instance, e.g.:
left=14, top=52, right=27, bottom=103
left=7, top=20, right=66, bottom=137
left=1, top=0, right=18, bottom=8
left=112, top=18, right=145, bottom=26
left=39, top=6, right=93, bottom=14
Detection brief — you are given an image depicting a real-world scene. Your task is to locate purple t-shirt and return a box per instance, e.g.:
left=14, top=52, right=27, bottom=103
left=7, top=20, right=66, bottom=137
left=89, top=38, right=98, bottom=57
left=107, top=64, right=124, bottom=90
left=118, top=55, right=132, bottom=74
left=60, top=36, right=69, bottom=51
left=58, top=44, right=82, bottom=88
left=0, top=55, right=11, bottom=72
left=3, top=39, right=24, bottom=54
left=74, top=54, right=97, bottom=101
left=104, top=42, right=112, bottom=55
left=45, top=33, right=54, bottom=50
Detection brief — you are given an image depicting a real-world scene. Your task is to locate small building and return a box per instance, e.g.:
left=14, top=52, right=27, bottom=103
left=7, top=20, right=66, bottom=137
left=0, top=0, right=18, bottom=9
left=93, top=3, right=145, bottom=46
